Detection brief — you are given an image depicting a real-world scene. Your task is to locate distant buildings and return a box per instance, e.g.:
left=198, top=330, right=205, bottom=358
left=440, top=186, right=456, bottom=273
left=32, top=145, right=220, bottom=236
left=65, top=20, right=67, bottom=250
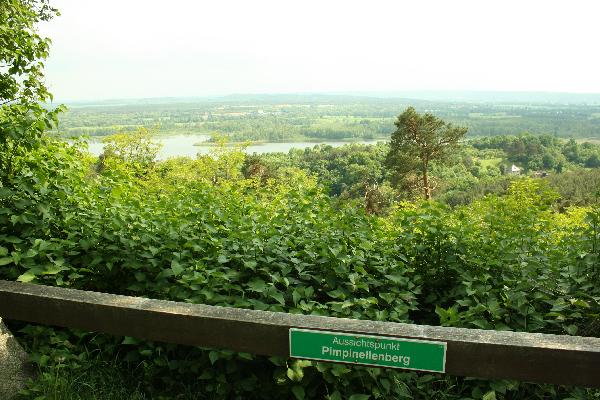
left=533, top=171, right=550, bottom=178
left=509, top=164, right=521, bottom=175
left=505, top=164, right=549, bottom=177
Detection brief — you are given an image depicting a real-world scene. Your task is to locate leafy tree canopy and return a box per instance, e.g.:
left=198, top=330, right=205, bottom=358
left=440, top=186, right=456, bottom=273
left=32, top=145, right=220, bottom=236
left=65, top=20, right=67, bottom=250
left=100, top=127, right=162, bottom=171
left=0, top=0, right=58, bottom=105
left=0, top=0, right=64, bottom=189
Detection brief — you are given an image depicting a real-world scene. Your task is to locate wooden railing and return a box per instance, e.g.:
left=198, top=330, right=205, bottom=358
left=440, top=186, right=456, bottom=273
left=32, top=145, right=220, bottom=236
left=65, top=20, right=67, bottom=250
left=0, top=280, right=599, bottom=387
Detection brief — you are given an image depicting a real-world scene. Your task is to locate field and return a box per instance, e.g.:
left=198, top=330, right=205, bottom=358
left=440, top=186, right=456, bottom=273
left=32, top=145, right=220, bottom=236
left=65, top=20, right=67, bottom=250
left=55, top=94, right=600, bottom=141
left=478, top=157, right=503, bottom=168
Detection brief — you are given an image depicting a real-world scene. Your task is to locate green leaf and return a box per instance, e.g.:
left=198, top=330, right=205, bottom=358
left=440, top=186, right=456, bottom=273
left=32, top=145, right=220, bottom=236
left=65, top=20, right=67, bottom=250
left=292, top=289, right=302, bottom=305
left=270, top=291, right=285, bottom=305
left=327, top=289, right=346, bottom=299
left=418, top=374, right=435, bottom=384
left=489, top=380, right=510, bottom=394
left=122, top=336, right=139, bottom=345
left=286, top=368, right=296, bottom=381
left=17, top=271, right=36, bottom=283
left=384, top=273, right=406, bottom=284
left=471, top=319, right=491, bottom=329
left=171, top=259, right=184, bottom=275
left=209, top=351, right=219, bottom=365
left=217, top=254, right=229, bottom=264
left=294, top=360, right=312, bottom=368
left=482, top=391, right=497, bottom=400
left=330, top=363, right=351, bottom=377
left=0, top=257, right=13, bottom=266
left=291, top=385, right=305, bottom=400
left=198, top=370, right=213, bottom=380
left=43, top=264, right=64, bottom=275
left=328, top=391, right=342, bottom=400
left=38, top=354, right=50, bottom=367
left=268, top=356, right=286, bottom=366
left=565, top=324, right=578, bottom=335
left=571, top=299, right=590, bottom=308
left=247, top=278, right=267, bottom=293
left=348, top=395, right=371, bottom=400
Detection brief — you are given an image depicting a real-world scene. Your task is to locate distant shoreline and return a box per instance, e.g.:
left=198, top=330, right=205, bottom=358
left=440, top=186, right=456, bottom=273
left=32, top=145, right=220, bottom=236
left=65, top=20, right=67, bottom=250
left=194, top=137, right=388, bottom=146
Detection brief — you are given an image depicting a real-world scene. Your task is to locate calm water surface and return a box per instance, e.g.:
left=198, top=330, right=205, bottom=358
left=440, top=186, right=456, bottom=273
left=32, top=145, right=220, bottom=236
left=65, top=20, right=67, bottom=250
left=86, top=135, right=383, bottom=159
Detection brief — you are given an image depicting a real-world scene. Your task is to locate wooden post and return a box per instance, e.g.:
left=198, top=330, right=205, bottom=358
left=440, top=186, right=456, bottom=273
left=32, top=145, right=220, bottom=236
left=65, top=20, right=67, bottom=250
left=1, top=280, right=599, bottom=388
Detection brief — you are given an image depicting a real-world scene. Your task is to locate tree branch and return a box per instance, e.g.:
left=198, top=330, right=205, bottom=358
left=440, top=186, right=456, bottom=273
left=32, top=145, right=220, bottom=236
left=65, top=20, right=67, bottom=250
left=0, top=97, right=24, bottom=106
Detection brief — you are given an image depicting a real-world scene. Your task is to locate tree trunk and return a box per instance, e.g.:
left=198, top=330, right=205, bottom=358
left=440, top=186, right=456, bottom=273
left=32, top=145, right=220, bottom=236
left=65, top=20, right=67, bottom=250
left=422, top=161, right=431, bottom=200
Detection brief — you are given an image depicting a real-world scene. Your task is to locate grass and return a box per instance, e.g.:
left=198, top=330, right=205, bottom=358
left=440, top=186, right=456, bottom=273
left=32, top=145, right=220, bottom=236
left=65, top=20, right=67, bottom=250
left=17, top=357, right=214, bottom=400
left=18, top=361, right=149, bottom=400
left=576, top=137, right=600, bottom=144
left=479, top=157, right=503, bottom=168
left=467, top=112, right=521, bottom=119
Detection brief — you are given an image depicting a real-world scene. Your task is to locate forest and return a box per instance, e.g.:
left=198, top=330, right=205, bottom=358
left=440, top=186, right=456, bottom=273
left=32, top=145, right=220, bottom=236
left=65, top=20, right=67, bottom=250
left=57, top=95, right=600, bottom=142
left=2, top=1, right=600, bottom=400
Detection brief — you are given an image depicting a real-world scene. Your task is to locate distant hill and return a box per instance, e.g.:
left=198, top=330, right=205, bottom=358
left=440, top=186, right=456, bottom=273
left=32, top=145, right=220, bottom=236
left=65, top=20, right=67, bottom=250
left=365, top=90, right=600, bottom=104
left=59, top=91, right=600, bottom=108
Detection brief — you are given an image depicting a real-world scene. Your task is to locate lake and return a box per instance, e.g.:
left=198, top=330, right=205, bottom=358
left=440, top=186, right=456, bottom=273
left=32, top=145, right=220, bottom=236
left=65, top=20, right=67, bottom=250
left=85, top=135, right=384, bottom=159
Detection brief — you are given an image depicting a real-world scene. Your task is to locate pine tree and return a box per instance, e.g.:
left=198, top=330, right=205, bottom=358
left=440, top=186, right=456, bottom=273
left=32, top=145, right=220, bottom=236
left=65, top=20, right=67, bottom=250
left=386, top=107, right=467, bottom=200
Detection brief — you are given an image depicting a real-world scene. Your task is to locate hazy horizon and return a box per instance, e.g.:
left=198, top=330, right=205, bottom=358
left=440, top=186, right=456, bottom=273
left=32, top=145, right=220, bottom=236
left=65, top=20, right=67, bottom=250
left=60, top=90, right=600, bottom=106
left=41, top=0, right=600, bottom=102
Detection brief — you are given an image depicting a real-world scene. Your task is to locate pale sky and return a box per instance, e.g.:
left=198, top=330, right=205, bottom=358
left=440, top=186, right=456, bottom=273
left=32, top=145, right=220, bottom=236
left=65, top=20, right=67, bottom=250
left=40, top=0, right=600, bottom=101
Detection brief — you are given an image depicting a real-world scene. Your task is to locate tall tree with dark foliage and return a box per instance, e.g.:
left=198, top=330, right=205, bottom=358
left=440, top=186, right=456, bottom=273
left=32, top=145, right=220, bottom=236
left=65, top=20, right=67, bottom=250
left=386, top=107, right=467, bottom=199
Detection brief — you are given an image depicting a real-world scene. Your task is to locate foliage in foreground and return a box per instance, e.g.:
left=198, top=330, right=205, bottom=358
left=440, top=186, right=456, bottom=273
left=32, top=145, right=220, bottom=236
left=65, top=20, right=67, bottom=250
left=1, top=130, right=600, bottom=399
left=4, top=0, right=599, bottom=398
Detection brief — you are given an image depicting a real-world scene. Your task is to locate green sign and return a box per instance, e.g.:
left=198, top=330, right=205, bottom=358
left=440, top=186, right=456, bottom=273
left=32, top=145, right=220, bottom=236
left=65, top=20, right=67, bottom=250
left=289, top=328, right=446, bottom=373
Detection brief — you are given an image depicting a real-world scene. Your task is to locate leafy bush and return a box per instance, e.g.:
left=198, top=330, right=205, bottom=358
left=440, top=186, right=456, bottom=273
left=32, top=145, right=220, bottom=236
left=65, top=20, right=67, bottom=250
left=2, top=131, right=600, bottom=398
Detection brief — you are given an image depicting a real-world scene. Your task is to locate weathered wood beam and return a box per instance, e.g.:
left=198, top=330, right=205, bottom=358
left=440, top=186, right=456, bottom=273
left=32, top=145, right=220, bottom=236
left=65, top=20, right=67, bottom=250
left=0, top=280, right=599, bottom=387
